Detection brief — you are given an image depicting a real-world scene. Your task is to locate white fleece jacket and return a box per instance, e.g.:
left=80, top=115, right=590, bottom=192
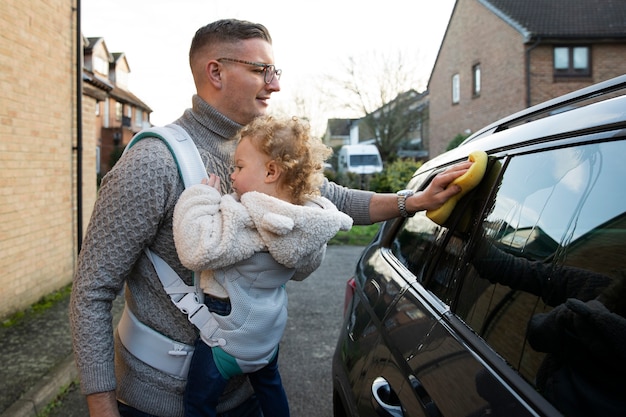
left=172, top=184, right=352, bottom=374
left=173, top=184, right=353, bottom=284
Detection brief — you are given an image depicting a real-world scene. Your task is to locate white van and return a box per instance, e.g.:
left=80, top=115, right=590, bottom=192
left=337, top=144, right=383, bottom=175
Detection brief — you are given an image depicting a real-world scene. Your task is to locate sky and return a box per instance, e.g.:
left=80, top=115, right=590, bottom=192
left=82, top=0, right=456, bottom=135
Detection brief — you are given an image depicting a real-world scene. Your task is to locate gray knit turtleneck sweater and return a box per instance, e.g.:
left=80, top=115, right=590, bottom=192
left=69, top=95, right=373, bottom=417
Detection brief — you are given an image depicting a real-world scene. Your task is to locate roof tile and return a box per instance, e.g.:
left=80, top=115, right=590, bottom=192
left=483, top=0, right=626, bottom=37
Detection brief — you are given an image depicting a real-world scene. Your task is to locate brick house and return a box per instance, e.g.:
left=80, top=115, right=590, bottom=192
left=323, top=118, right=362, bottom=149
left=428, top=0, right=626, bottom=158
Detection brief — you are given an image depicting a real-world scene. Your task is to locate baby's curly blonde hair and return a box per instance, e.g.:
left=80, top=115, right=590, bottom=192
left=235, top=115, right=332, bottom=205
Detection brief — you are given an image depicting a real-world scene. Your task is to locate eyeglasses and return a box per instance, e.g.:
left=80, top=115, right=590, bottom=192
left=217, top=57, right=282, bottom=84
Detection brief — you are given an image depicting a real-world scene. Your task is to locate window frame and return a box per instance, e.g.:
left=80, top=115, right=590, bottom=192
left=472, top=63, right=481, bottom=97
left=135, top=108, right=144, bottom=127
left=115, top=102, right=123, bottom=122
left=452, top=73, right=460, bottom=104
left=553, top=45, right=591, bottom=78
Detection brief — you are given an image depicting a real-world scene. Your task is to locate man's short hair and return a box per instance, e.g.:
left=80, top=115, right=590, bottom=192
left=189, top=19, right=272, bottom=64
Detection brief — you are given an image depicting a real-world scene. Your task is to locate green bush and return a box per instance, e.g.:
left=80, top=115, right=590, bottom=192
left=324, top=169, right=337, bottom=183
left=370, top=159, right=422, bottom=192
left=332, top=171, right=377, bottom=190
left=446, top=133, right=470, bottom=151
left=326, top=159, right=422, bottom=247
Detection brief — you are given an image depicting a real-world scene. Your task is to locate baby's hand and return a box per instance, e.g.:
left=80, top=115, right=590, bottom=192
left=202, top=174, right=221, bottom=191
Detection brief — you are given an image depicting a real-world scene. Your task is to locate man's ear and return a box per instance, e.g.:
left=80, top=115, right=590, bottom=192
left=207, top=61, right=222, bottom=87
left=264, top=160, right=282, bottom=184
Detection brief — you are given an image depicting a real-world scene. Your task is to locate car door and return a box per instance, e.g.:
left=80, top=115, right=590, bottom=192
left=358, top=157, right=558, bottom=417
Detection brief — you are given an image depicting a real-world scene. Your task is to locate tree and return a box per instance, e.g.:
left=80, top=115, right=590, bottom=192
left=322, top=51, right=428, bottom=162
left=362, top=89, right=428, bottom=161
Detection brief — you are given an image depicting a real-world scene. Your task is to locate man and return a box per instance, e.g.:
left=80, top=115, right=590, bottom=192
left=70, top=19, right=469, bottom=417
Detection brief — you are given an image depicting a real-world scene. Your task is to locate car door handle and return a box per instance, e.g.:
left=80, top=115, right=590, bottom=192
left=372, top=377, right=404, bottom=417
left=408, top=375, right=441, bottom=417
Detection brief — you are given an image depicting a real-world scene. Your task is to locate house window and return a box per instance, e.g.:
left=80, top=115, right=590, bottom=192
left=115, top=102, right=123, bottom=121
left=452, top=73, right=460, bottom=104
left=93, top=55, right=109, bottom=75
left=554, top=46, right=590, bottom=77
left=96, top=146, right=101, bottom=175
left=135, top=108, right=143, bottom=127
left=103, top=98, right=110, bottom=128
left=472, top=64, right=481, bottom=97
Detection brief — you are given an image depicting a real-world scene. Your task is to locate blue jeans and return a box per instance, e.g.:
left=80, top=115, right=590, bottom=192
left=184, top=339, right=290, bottom=417
left=118, top=394, right=262, bottom=417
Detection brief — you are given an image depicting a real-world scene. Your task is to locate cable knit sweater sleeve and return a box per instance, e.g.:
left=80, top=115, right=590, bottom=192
left=173, top=184, right=265, bottom=271
left=321, top=178, right=373, bottom=225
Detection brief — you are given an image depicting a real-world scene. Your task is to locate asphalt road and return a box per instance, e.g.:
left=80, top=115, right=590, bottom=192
left=48, top=245, right=364, bottom=417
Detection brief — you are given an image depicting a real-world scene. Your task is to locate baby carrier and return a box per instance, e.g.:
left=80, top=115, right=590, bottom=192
left=116, top=124, right=216, bottom=379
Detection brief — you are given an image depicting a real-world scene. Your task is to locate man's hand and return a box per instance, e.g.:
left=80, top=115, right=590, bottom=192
left=426, top=151, right=488, bottom=224
left=408, top=160, right=472, bottom=212
left=367, top=160, right=473, bottom=223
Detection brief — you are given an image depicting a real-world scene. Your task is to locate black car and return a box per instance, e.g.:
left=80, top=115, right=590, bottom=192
left=332, top=75, right=626, bottom=417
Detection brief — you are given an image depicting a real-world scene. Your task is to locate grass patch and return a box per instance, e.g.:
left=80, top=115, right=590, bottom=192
left=329, top=223, right=380, bottom=246
left=1, top=284, right=72, bottom=328
left=36, top=380, right=77, bottom=417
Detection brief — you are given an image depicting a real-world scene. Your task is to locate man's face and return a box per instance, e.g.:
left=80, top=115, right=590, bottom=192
left=218, top=38, right=281, bottom=125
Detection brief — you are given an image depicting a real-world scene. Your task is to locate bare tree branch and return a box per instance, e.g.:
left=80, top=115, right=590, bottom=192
left=322, top=50, right=428, bottom=161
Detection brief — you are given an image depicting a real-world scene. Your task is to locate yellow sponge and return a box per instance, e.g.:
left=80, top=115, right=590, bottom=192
left=426, top=150, right=488, bottom=225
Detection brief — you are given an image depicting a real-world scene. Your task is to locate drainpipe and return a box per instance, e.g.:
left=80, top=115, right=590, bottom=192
left=525, top=36, right=541, bottom=108
left=75, top=0, right=83, bottom=253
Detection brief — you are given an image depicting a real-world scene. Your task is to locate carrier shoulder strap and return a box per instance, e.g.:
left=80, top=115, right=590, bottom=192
left=124, top=124, right=208, bottom=187
left=123, top=124, right=217, bottom=338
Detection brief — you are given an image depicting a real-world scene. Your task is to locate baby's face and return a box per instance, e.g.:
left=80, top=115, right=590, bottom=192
left=230, top=137, right=272, bottom=197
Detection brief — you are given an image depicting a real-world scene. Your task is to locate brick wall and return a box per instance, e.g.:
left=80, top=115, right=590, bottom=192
left=529, top=43, right=626, bottom=106
left=0, top=0, right=95, bottom=318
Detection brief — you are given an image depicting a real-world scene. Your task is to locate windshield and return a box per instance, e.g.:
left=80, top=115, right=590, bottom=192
left=350, top=154, right=380, bottom=166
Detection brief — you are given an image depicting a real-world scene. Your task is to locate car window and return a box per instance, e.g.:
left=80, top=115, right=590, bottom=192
left=390, top=165, right=493, bottom=305
left=457, top=139, right=626, bottom=414
left=390, top=202, right=445, bottom=284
